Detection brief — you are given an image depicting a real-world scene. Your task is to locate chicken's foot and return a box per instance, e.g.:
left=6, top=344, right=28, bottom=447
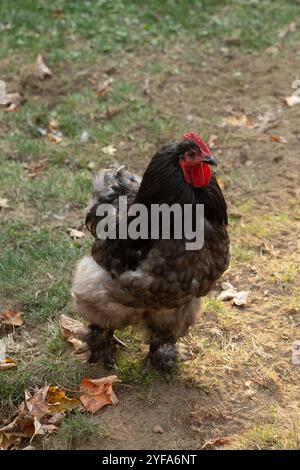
left=77, top=324, right=116, bottom=366
left=148, top=336, right=178, bottom=376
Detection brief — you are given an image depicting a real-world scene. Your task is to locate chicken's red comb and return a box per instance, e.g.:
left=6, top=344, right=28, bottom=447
left=183, top=132, right=211, bottom=156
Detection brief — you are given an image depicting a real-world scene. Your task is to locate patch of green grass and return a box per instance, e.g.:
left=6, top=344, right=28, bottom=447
left=236, top=418, right=300, bottom=450
left=114, top=354, right=158, bottom=385
left=31, top=353, right=90, bottom=390
left=270, top=263, right=298, bottom=288
left=0, top=360, right=31, bottom=407
left=138, top=386, right=158, bottom=407
left=0, top=221, right=90, bottom=322
left=47, top=410, right=106, bottom=449
left=204, top=298, right=232, bottom=318
left=0, top=351, right=89, bottom=408
left=46, top=319, right=66, bottom=355
left=0, top=0, right=299, bottom=63
left=232, top=244, right=254, bottom=264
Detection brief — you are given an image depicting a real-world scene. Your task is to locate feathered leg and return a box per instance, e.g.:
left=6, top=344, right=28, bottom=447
left=77, top=324, right=116, bottom=366
left=148, top=335, right=178, bottom=375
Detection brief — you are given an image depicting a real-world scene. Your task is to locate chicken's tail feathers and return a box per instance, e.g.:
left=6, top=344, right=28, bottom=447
left=85, top=167, right=141, bottom=237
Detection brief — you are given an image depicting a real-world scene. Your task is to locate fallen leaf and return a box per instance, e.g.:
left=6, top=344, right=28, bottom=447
left=47, top=132, right=63, bottom=144
left=0, top=432, right=21, bottom=450
left=35, top=54, right=52, bottom=79
left=221, top=281, right=235, bottom=290
left=97, top=77, right=114, bottom=97
left=68, top=337, right=89, bottom=358
left=233, top=290, right=251, bottom=307
left=278, top=21, right=296, bottom=40
left=218, top=288, right=237, bottom=301
left=256, top=109, right=281, bottom=133
left=270, top=134, right=287, bottom=144
left=152, top=424, right=164, bottom=434
left=218, top=283, right=250, bottom=307
left=23, top=385, right=80, bottom=419
left=67, top=228, right=85, bottom=239
left=283, top=95, right=300, bottom=107
left=60, top=314, right=89, bottom=358
left=4, top=92, right=22, bottom=112
left=245, top=388, right=256, bottom=398
left=24, top=386, right=50, bottom=420
left=0, top=358, right=17, bottom=371
left=208, top=134, right=218, bottom=149
left=60, top=314, right=85, bottom=338
left=202, top=436, right=232, bottom=449
left=80, top=376, right=119, bottom=413
left=46, top=386, right=81, bottom=414
left=23, top=159, right=48, bottom=179
left=265, top=46, right=279, bottom=55
left=102, top=144, right=117, bottom=156
left=0, top=412, right=55, bottom=442
left=143, top=78, right=150, bottom=96
left=218, top=282, right=237, bottom=301
left=222, top=113, right=255, bottom=129
left=47, top=413, right=65, bottom=425
left=52, top=9, right=65, bottom=18
left=0, top=198, right=9, bottom=209
left=48, top=119, right=59, bottom=133
left=1, top=309, right=23, bottom=326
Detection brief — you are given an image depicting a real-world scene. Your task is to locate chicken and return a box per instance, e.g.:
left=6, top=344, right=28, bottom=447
left=72, top=133, right=230, bottom=374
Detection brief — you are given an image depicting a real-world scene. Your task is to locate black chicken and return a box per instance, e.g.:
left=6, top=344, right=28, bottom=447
left=72, top=133, right=230, bottom=373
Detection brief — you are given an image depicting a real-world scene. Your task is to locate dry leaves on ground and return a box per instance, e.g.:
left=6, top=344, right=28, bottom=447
left=47, top=119, right=63, bottom=144
left=52, top=9, right=65, bottom=18
left=0, top=309, right=23, bottom=327
left=97, top=77, right=114, bottom=97
left=201, top=436, right=232, bottom=450
left=0, top=358, right=17, bottom=371
left=3, top=92, right=23, bottom=112
left=0, top=412, right=56, bottom=449
left=218, top=282, right=250, bottom=307
left=23, top=159, right=48, bottom=179
left=278, top=21, right=296, bottom=40
left=35, top=54, right=52, bottom=79
left=80, top=376, right=120, bottom=413
left=0, top=198, right=9, bottom=209
left=60, top=314, right=89, bottom=359
left=222, top=112, right=256, bottom=129
left=46, top=386, right=82, bottom=414
left=67, top=228, right=85, bottom=240
left=0, top=386, right=81, bottom=449
left=283, top=95, right=300, bottom=107
left=208, top=134, right=218, bottom=149
left=269, top=134, right=287, bottom=144
left=102, top=144, right=117, bottom=156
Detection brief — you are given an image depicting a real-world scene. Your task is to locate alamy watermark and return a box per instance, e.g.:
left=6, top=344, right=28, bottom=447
left=95, top=196, right=205, bottom=250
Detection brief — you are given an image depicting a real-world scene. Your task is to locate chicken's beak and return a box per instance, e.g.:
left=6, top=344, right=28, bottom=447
left=202, top=156, right=217, bottom=166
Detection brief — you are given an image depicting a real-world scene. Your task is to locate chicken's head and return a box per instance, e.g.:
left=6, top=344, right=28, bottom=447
left=179, top=132, right=216, bottom=188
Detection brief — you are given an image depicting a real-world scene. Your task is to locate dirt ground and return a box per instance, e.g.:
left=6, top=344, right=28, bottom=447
left=77, top=44, right=300, bottom=449
left=1, top=38, right=300, bottom=450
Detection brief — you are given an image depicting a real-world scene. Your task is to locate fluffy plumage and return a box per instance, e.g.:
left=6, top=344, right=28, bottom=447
left=72, top=138, right=230, bottom=373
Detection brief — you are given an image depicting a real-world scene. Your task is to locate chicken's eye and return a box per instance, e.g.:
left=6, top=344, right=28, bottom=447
left=188, top=150, right=197, bottom=159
